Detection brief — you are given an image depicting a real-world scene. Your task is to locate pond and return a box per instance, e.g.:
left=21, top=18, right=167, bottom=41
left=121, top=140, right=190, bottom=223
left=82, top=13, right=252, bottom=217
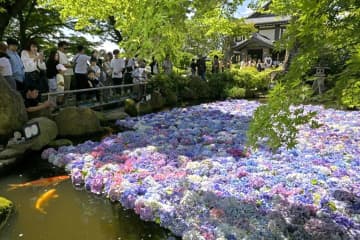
left=0, top=152, right=177, bottom=240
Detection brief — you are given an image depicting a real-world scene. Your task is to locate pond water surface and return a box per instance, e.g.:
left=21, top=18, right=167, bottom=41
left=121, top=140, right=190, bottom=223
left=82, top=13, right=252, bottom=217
left=0, top=152, right=177, bottom=240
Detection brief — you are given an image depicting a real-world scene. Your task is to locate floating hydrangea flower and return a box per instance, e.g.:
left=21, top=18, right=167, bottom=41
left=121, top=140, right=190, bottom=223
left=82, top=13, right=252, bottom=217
left=42, top=100, right=360, bottom=239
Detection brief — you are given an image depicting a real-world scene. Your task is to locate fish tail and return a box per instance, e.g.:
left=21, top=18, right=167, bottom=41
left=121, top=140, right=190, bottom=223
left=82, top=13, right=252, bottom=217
left=36, top=207, right=47, bottom=214
left=7, top=184, right=22, bottom=191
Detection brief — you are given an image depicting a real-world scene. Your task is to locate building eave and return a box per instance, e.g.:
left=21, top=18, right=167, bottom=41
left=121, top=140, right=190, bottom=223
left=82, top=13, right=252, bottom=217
left=232, top=33, right=274, bottom=50
left=245, top=16, right=291, bottom=25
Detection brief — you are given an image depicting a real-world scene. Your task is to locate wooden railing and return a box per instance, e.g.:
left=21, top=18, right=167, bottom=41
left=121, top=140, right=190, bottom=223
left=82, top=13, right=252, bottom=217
left=41, top=82, right=148, bottom=110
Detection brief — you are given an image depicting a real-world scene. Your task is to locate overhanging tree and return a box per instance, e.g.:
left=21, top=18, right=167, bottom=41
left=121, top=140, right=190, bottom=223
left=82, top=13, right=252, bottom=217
left=0, top=0, right=31, bottom=39
left=38, top=0, right=247, bottom=59
left=247, top=0, right=360, bottom=149
left=3, top=0, right=75, bottom=49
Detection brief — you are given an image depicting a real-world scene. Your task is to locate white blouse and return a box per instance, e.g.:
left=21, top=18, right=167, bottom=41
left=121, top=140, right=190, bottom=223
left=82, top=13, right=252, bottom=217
left=21, top=50, right=46, bottom=73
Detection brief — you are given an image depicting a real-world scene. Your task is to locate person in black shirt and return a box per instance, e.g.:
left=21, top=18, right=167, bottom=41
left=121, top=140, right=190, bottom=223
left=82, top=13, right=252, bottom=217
left=197, top=56, right=206, bottom=81
left=23, top=84, right=53, bottom=114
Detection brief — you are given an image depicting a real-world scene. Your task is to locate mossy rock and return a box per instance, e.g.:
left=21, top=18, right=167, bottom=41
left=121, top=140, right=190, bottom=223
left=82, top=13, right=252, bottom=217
left=136, top=101, right=152, bottom=115
left=104, top=110, right=129, bottom=122
left=93, top=111, right=106, bottom=123
left=0, top=196, right=13, bottom=231
left=0, top=148, right=25, bottom=160
left=0, top=76, right=28, bottom=144
left=124, top=98, right=137, bottom=117
left=48, top=139, right=73, bottom=148
left=150, top=91, right=165, bottom=111
left=55, top=107, right=102, bottom=136
left=27, top=117, right=58, bottom=151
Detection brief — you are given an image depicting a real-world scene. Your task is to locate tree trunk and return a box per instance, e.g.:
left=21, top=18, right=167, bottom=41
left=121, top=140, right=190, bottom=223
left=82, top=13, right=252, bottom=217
left=0, top=0, right=31, bottom=39
left=223, top=36, right=233, bottom=63
left=108, top=16, right=123, bottom=43
left=18, top=0, right=36, bottom=49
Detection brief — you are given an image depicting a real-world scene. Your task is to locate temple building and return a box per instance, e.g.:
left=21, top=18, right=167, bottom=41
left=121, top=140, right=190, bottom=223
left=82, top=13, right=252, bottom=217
left=232, top=1, right=290, bottom=65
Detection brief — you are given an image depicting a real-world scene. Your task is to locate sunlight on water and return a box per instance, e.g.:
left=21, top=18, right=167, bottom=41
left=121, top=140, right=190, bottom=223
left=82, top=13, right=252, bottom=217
left=0, top=174, right=174, bottom=240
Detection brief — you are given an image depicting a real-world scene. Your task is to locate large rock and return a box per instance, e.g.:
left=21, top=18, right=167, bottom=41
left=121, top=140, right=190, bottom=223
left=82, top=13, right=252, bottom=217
left=0, top=196, right=13, bottom=231
left=27, top=117, right=58, bottom=151
left=103, top=110, right=129, bottom=122
left=124, top=98, right=137, bottom=117
left=0, top=148, right=25, bottom=159
left=55, top=107, right=102, bottom=136
left=0, top=76, right=28, bottom=143
left=92, top=110, right=106, bottom=123
left=48, top=139, right=73, bottom=148
left=150, top=91, right=165, bottom=111
left=136, top=101, right=152, bottom=115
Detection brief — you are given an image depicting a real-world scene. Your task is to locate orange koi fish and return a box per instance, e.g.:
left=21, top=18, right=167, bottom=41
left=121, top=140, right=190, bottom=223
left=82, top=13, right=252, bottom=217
left=8, top=175, right=70, bottom=190
left=35, top=189, right=58, bottom=214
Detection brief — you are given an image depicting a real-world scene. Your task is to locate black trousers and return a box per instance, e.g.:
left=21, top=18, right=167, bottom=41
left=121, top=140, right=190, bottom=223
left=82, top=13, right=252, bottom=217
left=112, top=77, right=123, bottom=94
left=75, top=73, right=88, bottom=100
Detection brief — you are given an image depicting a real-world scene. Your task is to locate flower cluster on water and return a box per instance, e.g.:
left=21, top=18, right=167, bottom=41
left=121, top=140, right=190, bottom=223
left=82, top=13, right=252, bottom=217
left=42, top=100, right=360, bottom=239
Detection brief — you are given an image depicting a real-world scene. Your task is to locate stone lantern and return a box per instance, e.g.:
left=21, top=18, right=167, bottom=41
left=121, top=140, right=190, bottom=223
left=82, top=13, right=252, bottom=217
left=312, top=67, right=328, bottom=94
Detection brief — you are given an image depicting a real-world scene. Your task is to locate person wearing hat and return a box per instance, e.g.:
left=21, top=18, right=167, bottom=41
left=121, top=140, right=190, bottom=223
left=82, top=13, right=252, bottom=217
left=6, top=38, right=25, bottom=91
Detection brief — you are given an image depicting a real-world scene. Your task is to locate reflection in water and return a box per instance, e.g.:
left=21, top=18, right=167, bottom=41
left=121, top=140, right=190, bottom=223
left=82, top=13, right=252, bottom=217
left=0, top=156, right=176, bottom=240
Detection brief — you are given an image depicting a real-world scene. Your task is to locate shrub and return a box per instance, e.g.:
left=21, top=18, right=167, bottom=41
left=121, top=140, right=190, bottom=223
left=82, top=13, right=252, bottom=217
left=332, top=46, right=360, bottom=109
left=149, top=73, right=183, bottom=105
left=165, top=90, right=178, bottom=106
left=226, top=87, right=246, bottom=99
left=188, top=77, right=210, bottom=100
left=230, top=67, right=271, bottom=91
left=207, top=72, right=234, bottom=99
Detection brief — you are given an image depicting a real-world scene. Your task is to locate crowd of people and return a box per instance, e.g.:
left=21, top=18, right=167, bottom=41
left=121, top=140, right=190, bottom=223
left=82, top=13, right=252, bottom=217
left=239, top=55, right=282, bottom=72
left=0, top=39, right=160, bottom=115
left=0, top=37, right=260, bottom=116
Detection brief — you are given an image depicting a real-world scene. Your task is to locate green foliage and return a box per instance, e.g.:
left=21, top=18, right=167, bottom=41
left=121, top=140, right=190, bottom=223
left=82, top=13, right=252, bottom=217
left=227, top=87, right=246, bottom=99
left=38, top=0, right=249, bottom=59
left=245, top=0, right=360, bottom=150
left=247, top=83, right=317, bottom=150
left=187, top=77, right=211, bottom=100
left=148, top=73, right=182, bottom=106
left=231, top=67, right=271, bottom=91
left=3, top=1, right=71, bottom=49
left=148, top=67, right=276, bottom=106
left=207, top=71, right=233, bottom=99
left=332, top=46, right=360, bottom=109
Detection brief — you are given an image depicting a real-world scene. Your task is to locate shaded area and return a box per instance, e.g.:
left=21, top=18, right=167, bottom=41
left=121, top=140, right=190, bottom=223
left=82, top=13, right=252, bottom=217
left=0, top=152, right=177, bottom=240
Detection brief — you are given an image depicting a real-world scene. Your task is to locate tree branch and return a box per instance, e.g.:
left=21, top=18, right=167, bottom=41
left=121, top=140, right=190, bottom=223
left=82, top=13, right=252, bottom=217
left=108, top=16, right=123, bottom=43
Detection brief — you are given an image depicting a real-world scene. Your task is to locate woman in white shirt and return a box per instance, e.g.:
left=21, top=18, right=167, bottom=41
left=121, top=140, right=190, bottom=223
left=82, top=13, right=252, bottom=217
left=21, top=39, right=46, bottom=91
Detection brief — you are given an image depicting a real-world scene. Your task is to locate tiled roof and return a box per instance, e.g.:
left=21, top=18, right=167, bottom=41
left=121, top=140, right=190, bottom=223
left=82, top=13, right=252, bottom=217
left=232, top=33, right=274, bottom=50
left=245, top=16, right=291, bottom=25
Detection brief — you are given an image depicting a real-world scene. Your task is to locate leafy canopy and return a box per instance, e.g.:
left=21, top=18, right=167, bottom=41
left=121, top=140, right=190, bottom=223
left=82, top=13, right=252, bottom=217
left=247, top=0, right=360, bottom=149
left=39, top=0, right=247, bottom=58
